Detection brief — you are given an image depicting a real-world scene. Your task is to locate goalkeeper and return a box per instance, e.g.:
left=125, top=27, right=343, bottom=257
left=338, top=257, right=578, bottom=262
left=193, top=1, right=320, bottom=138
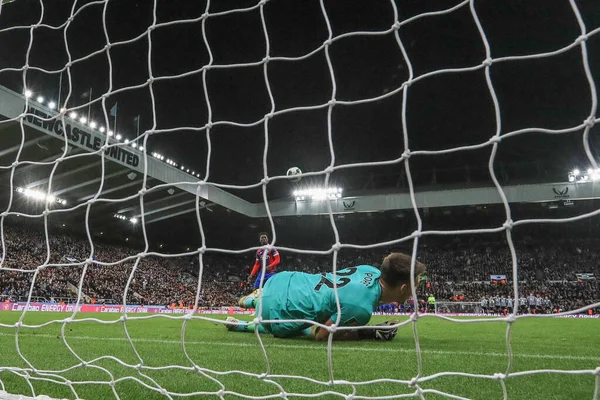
left=225, top=252, right=426, bottom=341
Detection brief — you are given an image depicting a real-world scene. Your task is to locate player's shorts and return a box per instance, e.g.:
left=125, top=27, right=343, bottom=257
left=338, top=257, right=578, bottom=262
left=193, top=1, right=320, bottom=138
left=253, top=271, right=277, bottom=289
left=254, top=273, right=312, bottom=338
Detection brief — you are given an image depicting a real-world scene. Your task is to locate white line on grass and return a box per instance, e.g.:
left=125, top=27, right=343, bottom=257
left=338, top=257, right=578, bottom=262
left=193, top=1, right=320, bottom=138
left=0, top=332, right=598, bottom=362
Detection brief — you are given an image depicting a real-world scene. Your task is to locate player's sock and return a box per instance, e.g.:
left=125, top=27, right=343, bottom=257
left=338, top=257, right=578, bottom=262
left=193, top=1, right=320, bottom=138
left=238, top=289, right=262, bottom=309
left=232, top=321, right=268, bottom=334
left=243, top=297, right=256, bottom=308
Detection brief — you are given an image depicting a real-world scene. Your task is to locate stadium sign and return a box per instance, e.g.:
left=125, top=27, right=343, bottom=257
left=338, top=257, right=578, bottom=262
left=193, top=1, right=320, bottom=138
left=552, top=187, right=570, bottom=199
left=24, top=106, right=140, bottom=168
left=342, top=200, right=355, bottom=211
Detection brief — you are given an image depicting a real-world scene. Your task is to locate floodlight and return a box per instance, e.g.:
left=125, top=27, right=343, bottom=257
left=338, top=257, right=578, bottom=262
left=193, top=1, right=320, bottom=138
left=69, top=112, right=78, bottom=119
left=48, top=101, right=56, bottom=109
left=292, top=187, right=344, bottom=201
left=89, top=121, right=97, bottom=129
left=36, top=96, right=44, bottom=103
left=116, top=134, right=122, bottom=140
left=130, top=217, right=138, bottom=224
left=99, top=127, right=105, bottom=133
left=24, top=90, right=32, bottom=98
left=79, top=117, right=87, bottom=124
left=573, top=169, right=580, bottom=175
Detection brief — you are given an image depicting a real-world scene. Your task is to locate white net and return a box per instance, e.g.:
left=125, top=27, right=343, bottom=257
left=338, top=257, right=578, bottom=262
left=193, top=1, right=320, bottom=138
left=0, top=0, right=600, bottom=399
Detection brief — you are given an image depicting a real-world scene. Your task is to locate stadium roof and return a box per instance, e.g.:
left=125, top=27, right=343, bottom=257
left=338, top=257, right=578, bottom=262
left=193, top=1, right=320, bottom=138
left=4, top=82, right=600, bottom=250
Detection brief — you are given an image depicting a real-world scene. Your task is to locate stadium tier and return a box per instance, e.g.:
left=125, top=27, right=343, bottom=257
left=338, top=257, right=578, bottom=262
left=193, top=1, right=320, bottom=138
left=1, top=222, right=598, bottom=313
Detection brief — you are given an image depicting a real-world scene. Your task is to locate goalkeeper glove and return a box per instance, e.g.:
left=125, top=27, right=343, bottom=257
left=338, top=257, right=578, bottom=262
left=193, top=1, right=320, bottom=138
left=357, top=320, right=399, bottom=341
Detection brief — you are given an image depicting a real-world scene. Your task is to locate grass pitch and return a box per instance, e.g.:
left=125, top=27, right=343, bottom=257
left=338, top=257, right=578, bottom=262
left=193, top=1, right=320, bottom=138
left=0, top=312, right=598, bottom=400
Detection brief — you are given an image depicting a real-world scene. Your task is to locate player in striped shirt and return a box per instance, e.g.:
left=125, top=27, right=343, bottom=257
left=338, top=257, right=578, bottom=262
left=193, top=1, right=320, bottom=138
left=238, top=232, right=280, bottom=308
left=507, top=296, right=513, bottom=313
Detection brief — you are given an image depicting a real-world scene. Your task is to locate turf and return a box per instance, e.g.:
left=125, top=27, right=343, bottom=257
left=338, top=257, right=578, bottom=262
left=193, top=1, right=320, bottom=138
left=0, top=312, right=598, bottom=400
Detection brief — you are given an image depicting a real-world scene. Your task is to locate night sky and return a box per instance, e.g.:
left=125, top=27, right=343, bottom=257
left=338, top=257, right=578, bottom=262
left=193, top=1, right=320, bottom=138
left=1, top=0, right=600, bottom=249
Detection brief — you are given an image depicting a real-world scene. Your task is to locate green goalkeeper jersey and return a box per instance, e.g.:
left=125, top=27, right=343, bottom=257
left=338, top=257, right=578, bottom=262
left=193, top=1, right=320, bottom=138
left=262, top=265, right=382, bottom=326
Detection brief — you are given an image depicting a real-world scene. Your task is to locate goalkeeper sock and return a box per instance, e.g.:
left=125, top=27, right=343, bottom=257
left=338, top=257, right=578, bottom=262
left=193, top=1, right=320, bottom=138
left=243, top=297, right=256, bottom=308
left=233, top=321, right=268, bottom=334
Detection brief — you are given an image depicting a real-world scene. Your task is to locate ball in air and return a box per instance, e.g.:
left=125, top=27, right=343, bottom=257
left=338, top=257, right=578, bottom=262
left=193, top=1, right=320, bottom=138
left=286, top=166, right=302, bottom=182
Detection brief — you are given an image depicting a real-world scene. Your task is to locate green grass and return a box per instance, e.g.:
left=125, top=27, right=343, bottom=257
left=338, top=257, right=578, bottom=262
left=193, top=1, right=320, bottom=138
left=0, top=312, right=598, bottom=400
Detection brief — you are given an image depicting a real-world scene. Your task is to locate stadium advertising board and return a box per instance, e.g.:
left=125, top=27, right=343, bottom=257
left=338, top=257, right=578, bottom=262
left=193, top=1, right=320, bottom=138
left=2, top=302, right=598, bottom=317
left=2, top=302, right=254, bottom=314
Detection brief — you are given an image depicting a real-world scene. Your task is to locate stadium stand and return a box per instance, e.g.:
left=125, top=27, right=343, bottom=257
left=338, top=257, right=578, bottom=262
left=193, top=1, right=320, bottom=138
left=1, top=222, right=598, bottom=314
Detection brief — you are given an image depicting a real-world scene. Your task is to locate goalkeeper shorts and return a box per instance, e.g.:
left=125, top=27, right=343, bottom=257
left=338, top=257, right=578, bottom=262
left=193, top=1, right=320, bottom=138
left=254, top=291, right=311, bottom=338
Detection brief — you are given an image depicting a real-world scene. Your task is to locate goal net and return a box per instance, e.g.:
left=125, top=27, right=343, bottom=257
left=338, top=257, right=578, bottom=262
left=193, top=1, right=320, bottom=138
left=1, top=0, right=600, bottom=399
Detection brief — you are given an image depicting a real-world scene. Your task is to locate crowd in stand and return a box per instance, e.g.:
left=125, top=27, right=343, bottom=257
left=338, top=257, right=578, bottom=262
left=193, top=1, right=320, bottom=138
left=0, top=223, right=598, bottom=314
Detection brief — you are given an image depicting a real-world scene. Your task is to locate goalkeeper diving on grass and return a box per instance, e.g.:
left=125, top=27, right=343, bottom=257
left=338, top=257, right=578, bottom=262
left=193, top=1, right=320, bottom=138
left=226, top=252, right=426, bottom=341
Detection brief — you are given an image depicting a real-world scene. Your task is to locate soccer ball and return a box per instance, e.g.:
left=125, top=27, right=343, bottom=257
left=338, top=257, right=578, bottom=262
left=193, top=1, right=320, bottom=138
left=286, top=166, right=302, bottom=182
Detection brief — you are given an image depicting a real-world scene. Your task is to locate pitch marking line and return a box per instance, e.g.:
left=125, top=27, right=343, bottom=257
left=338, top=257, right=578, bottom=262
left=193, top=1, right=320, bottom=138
left=0, top=333, right=598, bottom=362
